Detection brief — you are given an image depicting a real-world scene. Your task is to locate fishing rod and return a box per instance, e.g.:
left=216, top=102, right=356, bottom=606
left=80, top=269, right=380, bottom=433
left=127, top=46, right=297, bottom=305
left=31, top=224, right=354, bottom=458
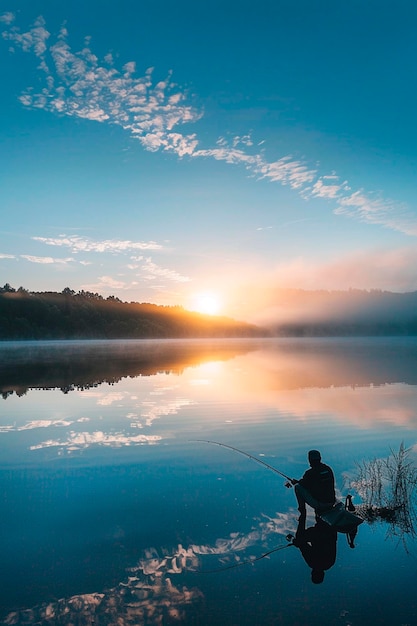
left=192, top=439, right=293, bottom=483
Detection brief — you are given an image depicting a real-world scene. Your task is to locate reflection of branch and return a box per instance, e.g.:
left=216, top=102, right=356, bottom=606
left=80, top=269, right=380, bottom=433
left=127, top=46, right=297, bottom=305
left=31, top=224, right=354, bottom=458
left=351, top=444, right=417, bottom=546
left=198, top=542, right=293, bottom=574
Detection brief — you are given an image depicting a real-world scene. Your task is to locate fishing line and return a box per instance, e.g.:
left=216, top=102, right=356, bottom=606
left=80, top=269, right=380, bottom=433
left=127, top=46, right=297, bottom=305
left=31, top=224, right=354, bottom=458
left=191, top=439, right=293, bottom=482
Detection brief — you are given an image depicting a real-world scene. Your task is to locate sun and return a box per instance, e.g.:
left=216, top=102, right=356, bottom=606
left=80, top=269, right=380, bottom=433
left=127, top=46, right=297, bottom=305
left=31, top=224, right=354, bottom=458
left=191, top=292, right=222, bottom=316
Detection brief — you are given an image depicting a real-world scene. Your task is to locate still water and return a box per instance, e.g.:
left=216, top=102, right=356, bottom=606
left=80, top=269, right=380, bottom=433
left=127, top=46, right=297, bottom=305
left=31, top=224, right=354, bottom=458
left=1, top=338, right=417, bottom=625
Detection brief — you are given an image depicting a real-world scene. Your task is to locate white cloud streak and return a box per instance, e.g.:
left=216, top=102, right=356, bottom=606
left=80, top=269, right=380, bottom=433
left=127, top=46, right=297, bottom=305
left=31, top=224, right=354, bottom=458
left=335, top=191, right=417, bottom=235
left=32, top=235, right=162, bottom=253
left=2, top=16, right=416, bottom=236
left=80, top=275, right=129, bottom=291
left=2, top=17, right=201, bottom=153
left=20, top=254, right=75, bottom=264
left=28, top=235, right=189, bottom=289
left=137, top=257, right=190, bottom=283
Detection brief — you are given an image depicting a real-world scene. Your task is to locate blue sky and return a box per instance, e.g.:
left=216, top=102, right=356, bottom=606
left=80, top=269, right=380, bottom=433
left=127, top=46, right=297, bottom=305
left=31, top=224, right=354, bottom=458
left=1, top=1, right=417, bottom=320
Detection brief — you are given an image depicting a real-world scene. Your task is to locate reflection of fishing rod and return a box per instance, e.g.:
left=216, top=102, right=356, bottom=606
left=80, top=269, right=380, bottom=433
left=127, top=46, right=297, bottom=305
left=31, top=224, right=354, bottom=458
left=198, top=541, right=294, bottom=574
left=192, top=439, right=293, bottom=482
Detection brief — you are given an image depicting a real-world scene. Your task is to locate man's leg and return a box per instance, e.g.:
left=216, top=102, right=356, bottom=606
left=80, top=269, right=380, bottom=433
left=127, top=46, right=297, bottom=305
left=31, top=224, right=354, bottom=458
left=294, top=483, right=307, bottom=516
left=295, top=483, right=321, bottom=513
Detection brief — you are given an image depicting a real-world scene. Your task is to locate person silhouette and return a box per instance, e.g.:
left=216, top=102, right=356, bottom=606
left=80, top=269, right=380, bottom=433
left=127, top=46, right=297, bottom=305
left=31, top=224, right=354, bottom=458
left=292, top=516, right=337, bottom=584
left=291, top=450, right=336, bottom=519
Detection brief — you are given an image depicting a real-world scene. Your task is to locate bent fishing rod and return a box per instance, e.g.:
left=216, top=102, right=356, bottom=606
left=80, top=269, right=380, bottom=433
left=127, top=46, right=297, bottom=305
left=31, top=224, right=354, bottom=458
left=191, top=439, right=294, bottom=483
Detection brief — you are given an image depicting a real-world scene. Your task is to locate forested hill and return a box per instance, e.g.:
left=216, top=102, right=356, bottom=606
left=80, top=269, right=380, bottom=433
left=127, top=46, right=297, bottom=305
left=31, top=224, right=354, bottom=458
left=263, top=288, right=417, bottom=336
left=0, top=285, right=266, bottom=340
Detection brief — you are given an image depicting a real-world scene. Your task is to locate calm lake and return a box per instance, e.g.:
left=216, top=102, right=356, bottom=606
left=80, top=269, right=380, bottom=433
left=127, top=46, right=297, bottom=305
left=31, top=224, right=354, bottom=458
left=1, top=337, right=417, bottom=625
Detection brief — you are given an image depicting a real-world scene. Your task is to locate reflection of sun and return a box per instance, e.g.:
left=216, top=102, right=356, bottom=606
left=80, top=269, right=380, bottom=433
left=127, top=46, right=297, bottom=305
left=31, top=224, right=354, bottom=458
left=191, top=293, right=222, bottom=316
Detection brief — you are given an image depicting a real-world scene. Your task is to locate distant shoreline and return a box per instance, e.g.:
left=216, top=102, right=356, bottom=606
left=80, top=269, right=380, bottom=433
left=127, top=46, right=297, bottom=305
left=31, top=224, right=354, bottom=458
left=0, top=285, right=266, bottom=340
left=2, top=284, right=417, bottom=340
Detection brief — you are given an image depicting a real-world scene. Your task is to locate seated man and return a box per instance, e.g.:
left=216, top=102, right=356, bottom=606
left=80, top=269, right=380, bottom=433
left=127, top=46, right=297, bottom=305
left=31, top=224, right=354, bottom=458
left=292, top=450, right=336, bottom=517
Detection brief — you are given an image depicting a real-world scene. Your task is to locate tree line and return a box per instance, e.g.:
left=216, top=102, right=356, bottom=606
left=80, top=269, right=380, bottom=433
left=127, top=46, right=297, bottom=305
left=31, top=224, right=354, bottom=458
left=0, top=284, right=265, bottom=340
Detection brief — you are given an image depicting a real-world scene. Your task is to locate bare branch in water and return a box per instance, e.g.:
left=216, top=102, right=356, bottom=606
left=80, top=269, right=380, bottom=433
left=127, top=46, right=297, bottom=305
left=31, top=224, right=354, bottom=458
left=351, top=443, right=417, bottom=547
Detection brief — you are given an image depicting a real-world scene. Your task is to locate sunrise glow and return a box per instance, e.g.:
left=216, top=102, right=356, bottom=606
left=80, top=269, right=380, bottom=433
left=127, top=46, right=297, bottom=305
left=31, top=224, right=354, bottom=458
left=1, top=6, right=416, bottom=319
left=191, top=293, right=222, bottom=316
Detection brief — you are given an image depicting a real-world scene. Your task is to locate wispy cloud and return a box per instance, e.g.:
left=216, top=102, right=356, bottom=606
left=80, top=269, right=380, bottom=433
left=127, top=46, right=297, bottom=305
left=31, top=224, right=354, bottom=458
left=2, top=15, right=201, bottom=153
left=20, top=254, right=74, bottom=264
left=32, top=235, right=163, bottom=253
left=335, top=191, right=417, bottom=235
left=80, top=275, right=129, bottom=291
left=0, top=253, right=16, bottom=259
left=2, top=15, right=417, bottom=236
left=256, top=155, right=316, bottom=189
left=136, top=257, right=191, bottom=283
left=309, top=175, right=345, bottom=199
left=79, top=258, right=190, bottom=293
left=28, top=235, right=189, bottom=290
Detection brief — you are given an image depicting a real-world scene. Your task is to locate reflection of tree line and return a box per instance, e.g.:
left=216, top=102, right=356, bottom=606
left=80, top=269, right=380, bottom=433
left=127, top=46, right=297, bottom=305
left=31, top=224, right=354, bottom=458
left=261, top=338, right=417, bottom=389
left=0, top=341, right=254, bottom=399
left=2, top=336, right=417, bottom=399
left=0, top=285, right=264, bottom=340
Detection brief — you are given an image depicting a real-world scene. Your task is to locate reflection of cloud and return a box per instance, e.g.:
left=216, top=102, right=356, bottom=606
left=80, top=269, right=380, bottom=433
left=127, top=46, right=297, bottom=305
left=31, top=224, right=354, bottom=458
left=2, top=508, right=298, bottom=623
left=134, top=509, right=299, bottom=577
left=140, top=398, right=194, bottom=427
left=0, top=419, right=73, bottom=432
left=0, top=12, right=14, bottom=24
left=19, top=419, right=73, bottom=430
left=29, top=431, right=161, bottom=451
left=260, top=383, right=417, bottom=429
left=97, top=391, right=126, bottom=406
left=130, top=510, right=300, bottom=577
left=3, top=579, right=203, bottom=625
left=215, top=362, right=417, bottom=429
left=83, top=385, right=194, bottom=428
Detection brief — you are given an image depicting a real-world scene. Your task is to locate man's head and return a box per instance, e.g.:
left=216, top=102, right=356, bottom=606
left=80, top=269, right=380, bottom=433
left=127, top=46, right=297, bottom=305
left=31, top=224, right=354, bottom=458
left=311, top=568, right=325, bottom=584
left=308, top=449, right=321, bottom=466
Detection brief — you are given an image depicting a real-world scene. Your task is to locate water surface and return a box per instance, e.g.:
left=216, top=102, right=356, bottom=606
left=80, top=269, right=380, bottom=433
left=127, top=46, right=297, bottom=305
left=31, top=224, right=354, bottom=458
left=1, top=338, right=417, bottom=625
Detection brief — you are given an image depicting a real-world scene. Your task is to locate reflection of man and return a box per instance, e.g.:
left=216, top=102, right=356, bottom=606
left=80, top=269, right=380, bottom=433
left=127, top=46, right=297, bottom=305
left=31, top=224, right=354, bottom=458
left=292, top=517, right=337, bottom=584
left=291, top=450, right=336, bottom=518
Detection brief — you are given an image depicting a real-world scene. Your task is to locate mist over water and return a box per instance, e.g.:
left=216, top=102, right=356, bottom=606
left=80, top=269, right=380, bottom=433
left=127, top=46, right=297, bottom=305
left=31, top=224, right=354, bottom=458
left=1, top=338, right=417, bottom=625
